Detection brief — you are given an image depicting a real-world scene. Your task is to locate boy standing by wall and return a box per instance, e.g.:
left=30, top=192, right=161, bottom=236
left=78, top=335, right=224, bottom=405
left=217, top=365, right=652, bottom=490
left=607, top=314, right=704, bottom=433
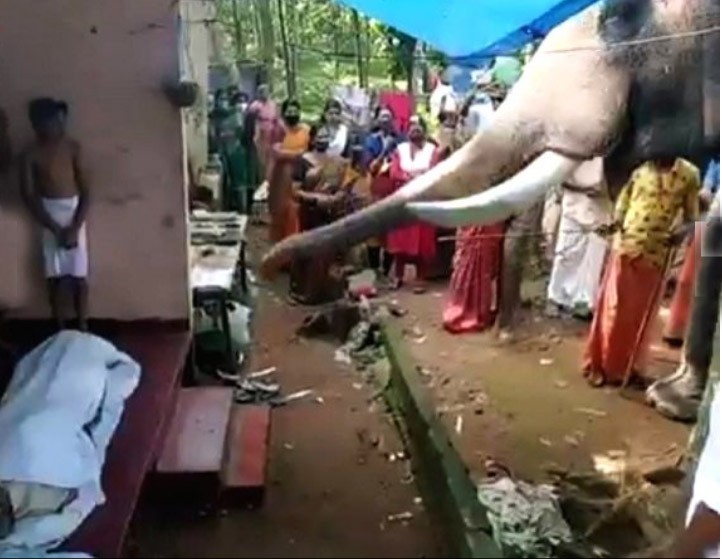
left=20, top=98, right=90, bottom=330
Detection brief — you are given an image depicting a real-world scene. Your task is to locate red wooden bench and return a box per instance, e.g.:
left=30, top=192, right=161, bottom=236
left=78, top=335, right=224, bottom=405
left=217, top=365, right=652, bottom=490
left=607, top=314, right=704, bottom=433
left=0, top=321, right=191, bottom=559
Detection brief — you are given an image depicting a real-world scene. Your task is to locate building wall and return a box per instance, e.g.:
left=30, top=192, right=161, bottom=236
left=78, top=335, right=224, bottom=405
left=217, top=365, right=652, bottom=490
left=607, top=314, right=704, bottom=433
left=0, top=0, right=189, bottom=321
left=180, top=0, right=212, bottom=177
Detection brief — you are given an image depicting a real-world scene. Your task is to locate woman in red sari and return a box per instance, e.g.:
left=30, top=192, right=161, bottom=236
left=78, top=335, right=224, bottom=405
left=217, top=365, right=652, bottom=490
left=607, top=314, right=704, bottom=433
left=364, top=106, right=402, bottom=280
left=664, top=226, right=701, bottom=345
left=442, top=105, right=505, bottom=333
left=443, top=223, right=505, bottom=333
left=387, top=115, right=439, bottom=290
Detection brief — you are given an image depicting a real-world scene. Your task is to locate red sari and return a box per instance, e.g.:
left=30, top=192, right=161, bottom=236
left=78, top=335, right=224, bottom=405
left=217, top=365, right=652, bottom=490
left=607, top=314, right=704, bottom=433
left=664, top=224, right=702, bottom=342
left=387, top=142, right=438, bottom=273
left=582, top=252, right=665, bottom=385
left=443, top=224, right=505, bottom=333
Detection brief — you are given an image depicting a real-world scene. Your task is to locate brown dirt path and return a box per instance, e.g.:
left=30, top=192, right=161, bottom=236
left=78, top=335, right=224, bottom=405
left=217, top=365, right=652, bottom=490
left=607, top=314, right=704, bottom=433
left=130, top=227, right=444, bottom=559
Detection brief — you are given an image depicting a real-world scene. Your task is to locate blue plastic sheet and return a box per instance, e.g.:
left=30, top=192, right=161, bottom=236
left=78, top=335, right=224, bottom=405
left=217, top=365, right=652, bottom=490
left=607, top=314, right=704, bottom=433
left=338, top=0, right=598, bottom=62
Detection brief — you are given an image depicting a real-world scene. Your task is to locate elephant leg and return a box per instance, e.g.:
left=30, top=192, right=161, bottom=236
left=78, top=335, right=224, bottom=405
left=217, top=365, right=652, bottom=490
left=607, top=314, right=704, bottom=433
left=498, top=201, right=544, bottom=333
left=647, top=219, right=722, bottom=421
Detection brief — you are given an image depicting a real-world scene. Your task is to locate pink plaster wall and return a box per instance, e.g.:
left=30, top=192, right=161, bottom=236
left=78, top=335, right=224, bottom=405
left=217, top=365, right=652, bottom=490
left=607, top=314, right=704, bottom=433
left=0, top=0, right=190, bottom=320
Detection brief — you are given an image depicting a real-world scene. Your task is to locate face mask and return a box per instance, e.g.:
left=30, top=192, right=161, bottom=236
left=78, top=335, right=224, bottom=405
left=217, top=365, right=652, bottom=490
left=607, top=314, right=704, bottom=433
left=240, top=103, right=249, bottom=112
left=315, top=141, right=330, bottom=153
left=285, top=115, right=300, bottom=126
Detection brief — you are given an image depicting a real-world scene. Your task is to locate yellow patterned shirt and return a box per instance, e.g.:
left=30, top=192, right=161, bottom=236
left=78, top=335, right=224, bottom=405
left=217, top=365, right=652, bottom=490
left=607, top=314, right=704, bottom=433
left=614, top=159, right=700, bottom=268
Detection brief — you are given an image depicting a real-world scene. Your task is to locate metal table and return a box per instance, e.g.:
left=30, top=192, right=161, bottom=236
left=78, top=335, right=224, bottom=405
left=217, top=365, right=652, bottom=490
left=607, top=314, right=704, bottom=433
left=189, top=211, right=248, bottom=372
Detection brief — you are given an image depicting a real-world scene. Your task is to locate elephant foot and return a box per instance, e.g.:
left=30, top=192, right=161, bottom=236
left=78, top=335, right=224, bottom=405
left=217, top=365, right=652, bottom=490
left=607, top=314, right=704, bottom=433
left=646, top=360, right=705, bottom=423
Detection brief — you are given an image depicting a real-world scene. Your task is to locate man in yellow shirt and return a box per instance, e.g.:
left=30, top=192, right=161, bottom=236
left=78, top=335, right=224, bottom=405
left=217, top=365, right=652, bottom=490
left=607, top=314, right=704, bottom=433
left=583, top=157, right=701, bottom=387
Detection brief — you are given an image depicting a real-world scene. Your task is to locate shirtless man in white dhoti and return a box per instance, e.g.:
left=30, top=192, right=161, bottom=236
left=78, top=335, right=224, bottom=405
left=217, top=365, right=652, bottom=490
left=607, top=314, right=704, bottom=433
left=546, top=158, right=611, bottom=319
left=21, top=98, right=90, bottom=330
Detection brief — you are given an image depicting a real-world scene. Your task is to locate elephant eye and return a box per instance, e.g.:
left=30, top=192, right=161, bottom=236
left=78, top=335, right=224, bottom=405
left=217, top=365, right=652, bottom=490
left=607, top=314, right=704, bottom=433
left=600, top=0, right=652, bottom=42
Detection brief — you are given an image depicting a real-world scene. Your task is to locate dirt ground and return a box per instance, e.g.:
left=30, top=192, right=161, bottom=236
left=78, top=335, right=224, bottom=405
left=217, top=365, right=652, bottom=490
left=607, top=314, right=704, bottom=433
left=130, top=228, right=444, bottom=559
left=391, top=282, right=690, bottom=484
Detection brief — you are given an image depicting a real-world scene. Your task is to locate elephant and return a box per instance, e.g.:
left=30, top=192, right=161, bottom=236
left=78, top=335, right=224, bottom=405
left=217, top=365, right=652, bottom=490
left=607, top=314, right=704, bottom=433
left=646, top=196, right=721, bottom=422
left=262, top=0, right=720, bottom=420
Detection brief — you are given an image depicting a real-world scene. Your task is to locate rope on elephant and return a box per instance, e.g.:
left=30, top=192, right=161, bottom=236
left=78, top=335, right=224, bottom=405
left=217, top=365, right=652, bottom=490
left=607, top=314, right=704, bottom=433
left=290, top=25, right=720, bottom=61
left=435, top=224, right=603, bottom=243
left=434, top=224, right=688, bottom=261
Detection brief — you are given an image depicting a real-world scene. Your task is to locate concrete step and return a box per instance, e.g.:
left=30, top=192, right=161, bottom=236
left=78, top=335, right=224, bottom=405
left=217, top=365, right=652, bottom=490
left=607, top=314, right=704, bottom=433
left=156, top=387, right=233, bottom=475
left=220, top=404, right=271, bottom=508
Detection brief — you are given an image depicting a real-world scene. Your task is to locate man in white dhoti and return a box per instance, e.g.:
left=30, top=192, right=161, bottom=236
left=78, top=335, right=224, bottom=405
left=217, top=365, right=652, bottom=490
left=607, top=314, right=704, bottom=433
left=546, top=158, right=611, bottom=319
left=20, top=99, right=90, bottom=331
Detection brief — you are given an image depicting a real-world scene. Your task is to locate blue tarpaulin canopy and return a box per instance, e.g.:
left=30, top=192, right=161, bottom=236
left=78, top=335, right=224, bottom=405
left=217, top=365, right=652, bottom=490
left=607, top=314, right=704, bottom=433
left=337, top=0, right=598, bottom=63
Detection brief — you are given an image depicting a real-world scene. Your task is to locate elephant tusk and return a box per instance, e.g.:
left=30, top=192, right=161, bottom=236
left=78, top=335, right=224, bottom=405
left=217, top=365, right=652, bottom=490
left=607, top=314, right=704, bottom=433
left=406, top=151, right=581, bottom=228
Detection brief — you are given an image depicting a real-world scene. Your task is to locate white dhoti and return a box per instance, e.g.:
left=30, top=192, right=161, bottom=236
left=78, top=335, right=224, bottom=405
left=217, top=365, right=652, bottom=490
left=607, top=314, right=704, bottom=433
left=41, top=197, right=88, bottom=279
left=547, top=191, right=609, bottom=312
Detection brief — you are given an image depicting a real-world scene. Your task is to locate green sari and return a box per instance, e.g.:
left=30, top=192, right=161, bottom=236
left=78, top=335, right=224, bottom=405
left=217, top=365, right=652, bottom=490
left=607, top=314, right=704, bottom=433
left=219, top=109, right=262, bottom=214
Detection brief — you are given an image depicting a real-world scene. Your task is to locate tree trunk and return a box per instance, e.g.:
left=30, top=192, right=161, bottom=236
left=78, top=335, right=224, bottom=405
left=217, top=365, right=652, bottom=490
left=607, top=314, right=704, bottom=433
left=409, top=40, right=422, bottom=96
left=405, top=40, right=416, bottom=94
left=276, top=0, right=294, bottom=97
left=363, top=17, right=372, bottom=87
left=231, top=0, right=246, bottom=60
left=332, top=4, right=341, bottom=81
left=351, top=9, right=367, bottom=88
left=254, top=0, right=275, bottom=87
left=286, top=0, right=298, bottom=84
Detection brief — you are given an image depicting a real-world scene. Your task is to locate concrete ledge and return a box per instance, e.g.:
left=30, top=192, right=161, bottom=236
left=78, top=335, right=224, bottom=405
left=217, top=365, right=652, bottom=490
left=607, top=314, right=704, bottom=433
left=379, top=321, right=501, bottom=558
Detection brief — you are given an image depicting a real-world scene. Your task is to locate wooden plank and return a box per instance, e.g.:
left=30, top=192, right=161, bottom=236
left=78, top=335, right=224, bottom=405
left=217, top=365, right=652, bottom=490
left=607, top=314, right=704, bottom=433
left=221, top=404, right=271, bottom=503
left=156, top=387, right=233, bottom=473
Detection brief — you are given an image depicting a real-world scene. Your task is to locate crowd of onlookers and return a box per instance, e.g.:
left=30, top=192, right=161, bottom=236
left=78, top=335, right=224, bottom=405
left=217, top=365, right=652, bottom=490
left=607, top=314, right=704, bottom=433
left=202, top=77, right=503, bottom=306
left=201, top=80, right=720, bottom=397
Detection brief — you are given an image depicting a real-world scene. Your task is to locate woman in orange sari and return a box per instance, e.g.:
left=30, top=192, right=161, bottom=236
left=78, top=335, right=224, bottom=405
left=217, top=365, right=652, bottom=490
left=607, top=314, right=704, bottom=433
left=288, top=125, right=348, bottom=305
left=267, top=99, right=310, bottom=243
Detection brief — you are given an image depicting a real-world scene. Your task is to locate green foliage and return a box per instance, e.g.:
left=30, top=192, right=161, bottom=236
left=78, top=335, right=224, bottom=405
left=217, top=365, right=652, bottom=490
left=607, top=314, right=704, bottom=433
left=214, top=0, right=447, bottom=118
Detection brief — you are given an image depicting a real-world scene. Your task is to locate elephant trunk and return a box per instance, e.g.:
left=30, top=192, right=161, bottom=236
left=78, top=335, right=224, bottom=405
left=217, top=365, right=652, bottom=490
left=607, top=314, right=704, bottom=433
left=261, top=116, right=539, bottom=274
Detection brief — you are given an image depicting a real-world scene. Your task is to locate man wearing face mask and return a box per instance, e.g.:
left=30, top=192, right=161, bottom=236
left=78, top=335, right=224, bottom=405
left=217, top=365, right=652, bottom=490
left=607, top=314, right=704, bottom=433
left=267, top=98, right=310, bottom=243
